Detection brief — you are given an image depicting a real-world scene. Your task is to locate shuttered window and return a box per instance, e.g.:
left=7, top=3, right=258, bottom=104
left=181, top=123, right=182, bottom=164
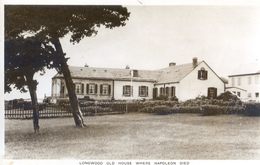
left=75, top=83, right=81, bottom=94
left=100, top=84, right=111, bottom=96
left=123, top=85, right=132, bottom=96
left=198, top=67, right=208, bottom=80
left=139, top=86, right=148, bottom=97
left=87, top=83, right=96, bottom=94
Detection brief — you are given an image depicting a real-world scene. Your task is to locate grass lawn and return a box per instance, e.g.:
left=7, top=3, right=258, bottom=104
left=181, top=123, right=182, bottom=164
left=5, top=113, right=260, bottom=159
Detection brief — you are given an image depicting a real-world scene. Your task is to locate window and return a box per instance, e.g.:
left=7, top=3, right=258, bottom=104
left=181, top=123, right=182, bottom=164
left=231, top=77, right=235, bottom=86
left=160, top=87, right=165, bottom=96
left=81, top=83, right=84, bottom=94
left=248, top=77, right=252, bottom=85
left=123, top=85, right=132, bottom=96
left=256, top=93, right=259, bottom=98
left=238, top=77, right=241, bottom=86
left=139, top=86, right=148, bottom=97
left=100, top=84, right=111, bottom=96
left=86, top=84, right=97, bottom=94
left=75, top=83, right=81, bottom=94
left=237, top=92, right=241, bottom=97
left=248, top=93, right=252, bottom=98
left=198, top=67, right=208, bottom=80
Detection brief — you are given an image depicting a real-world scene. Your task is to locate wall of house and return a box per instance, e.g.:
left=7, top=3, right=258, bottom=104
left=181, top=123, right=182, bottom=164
left=228, top=74, right=260, bottom=102
left=72, top=78, right=114, bottom=100
left=52, top=78, right=114, bottom=100
left=178, top=62, right=225, bottom=101
left=113, top=80, right=154, bottom=100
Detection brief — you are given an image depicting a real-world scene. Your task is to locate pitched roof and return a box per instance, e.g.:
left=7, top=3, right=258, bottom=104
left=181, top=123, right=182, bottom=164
left=53, top=61, right=220, bottom=84
left=53, top=66, right=162, bottom=82
left=156, top=62, right=201, bottom=84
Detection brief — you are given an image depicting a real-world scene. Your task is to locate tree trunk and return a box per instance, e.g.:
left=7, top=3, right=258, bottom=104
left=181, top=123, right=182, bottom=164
left=26, top=74, right=40, bottom=133
left=52, top=38, right=85, bottom=127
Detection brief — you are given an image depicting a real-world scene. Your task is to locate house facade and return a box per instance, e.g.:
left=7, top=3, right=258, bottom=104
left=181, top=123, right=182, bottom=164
left=226, top=72, right=260, bottom=102
left=51, top=58, right=225, bottom=102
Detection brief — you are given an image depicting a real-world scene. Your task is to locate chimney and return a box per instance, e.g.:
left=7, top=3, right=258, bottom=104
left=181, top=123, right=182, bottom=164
left=192, top=57, right=198, bottom=68
left=133, top=70, right=138, bottom=77
left=169, top=62, right=176, bottom=67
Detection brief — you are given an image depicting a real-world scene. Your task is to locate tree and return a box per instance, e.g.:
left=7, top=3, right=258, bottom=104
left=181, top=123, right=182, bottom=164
left=5, top=36, right=56, bottom=132
left=5, top=5, right=130, bottom=127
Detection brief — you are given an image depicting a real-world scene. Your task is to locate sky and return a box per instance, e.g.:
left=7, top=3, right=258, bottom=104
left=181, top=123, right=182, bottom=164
left=4, top=5, right=260, bottom=100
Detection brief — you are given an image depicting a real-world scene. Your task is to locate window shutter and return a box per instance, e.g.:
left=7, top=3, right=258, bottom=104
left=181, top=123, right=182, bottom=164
left=198, top=70, right=201, bottom=79
left=146, top=86, right=148, bottom=96
left=81, top=84, right=84, bottom=94
left=108, top=85, right=111, bottom=95
left=171, top=87, right=175, bottom=97
left=205, top=71, right=208, bottom=79
left=95, top=84, right=98, bottom=94
left=100, top=84, right=103, bottom=94
left=86, top=84, right=89, bottom=94
left=131, top=86, right=133, bottom=96
left=123, top=86, right=125, bottom=95
left=139, top=86, right=141, bottom=96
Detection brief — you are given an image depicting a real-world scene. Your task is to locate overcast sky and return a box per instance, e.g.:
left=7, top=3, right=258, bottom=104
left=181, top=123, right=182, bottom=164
left=4, top=5, right=260, bottom=100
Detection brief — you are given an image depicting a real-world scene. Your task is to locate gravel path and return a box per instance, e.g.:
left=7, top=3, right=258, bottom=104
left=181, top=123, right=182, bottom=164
left=5, top=113, right=260, bottom=159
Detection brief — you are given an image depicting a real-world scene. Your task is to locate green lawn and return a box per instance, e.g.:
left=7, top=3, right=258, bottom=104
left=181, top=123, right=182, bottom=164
left=5, top=113, right=260, bottom=159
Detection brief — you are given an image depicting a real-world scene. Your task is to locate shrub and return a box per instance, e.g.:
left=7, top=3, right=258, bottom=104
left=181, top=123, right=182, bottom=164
left=217, top=91, right=240, bottom=102
left=178, top=106, right=201, bottom=113
left=244, top=103, right=260, bottom=116
left=170, top=96, right=179, bottom=102
left=155, top=95, right=169, bottom=101
left=153, top=105, right=172, bottom=115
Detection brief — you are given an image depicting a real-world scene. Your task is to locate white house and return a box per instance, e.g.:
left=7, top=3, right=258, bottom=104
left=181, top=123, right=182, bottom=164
left=51, top=58, right=225, bottom=102
left=226, top=72, right=260, bottom=102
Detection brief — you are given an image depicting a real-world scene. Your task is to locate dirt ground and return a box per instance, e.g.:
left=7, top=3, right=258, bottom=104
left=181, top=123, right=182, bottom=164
left=4, top=113, right=260, bottom=159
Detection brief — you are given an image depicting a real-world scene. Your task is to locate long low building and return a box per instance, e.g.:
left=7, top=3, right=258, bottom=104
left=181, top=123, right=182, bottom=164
left=51, top=57, right=225, bottom=102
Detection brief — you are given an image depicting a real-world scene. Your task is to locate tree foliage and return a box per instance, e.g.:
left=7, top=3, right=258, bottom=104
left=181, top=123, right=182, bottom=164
left=5, top=5, right=130, bottom=43
left=5, top=5, right=130, bottom=127
left=5, top=36, right=56, bottom=93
